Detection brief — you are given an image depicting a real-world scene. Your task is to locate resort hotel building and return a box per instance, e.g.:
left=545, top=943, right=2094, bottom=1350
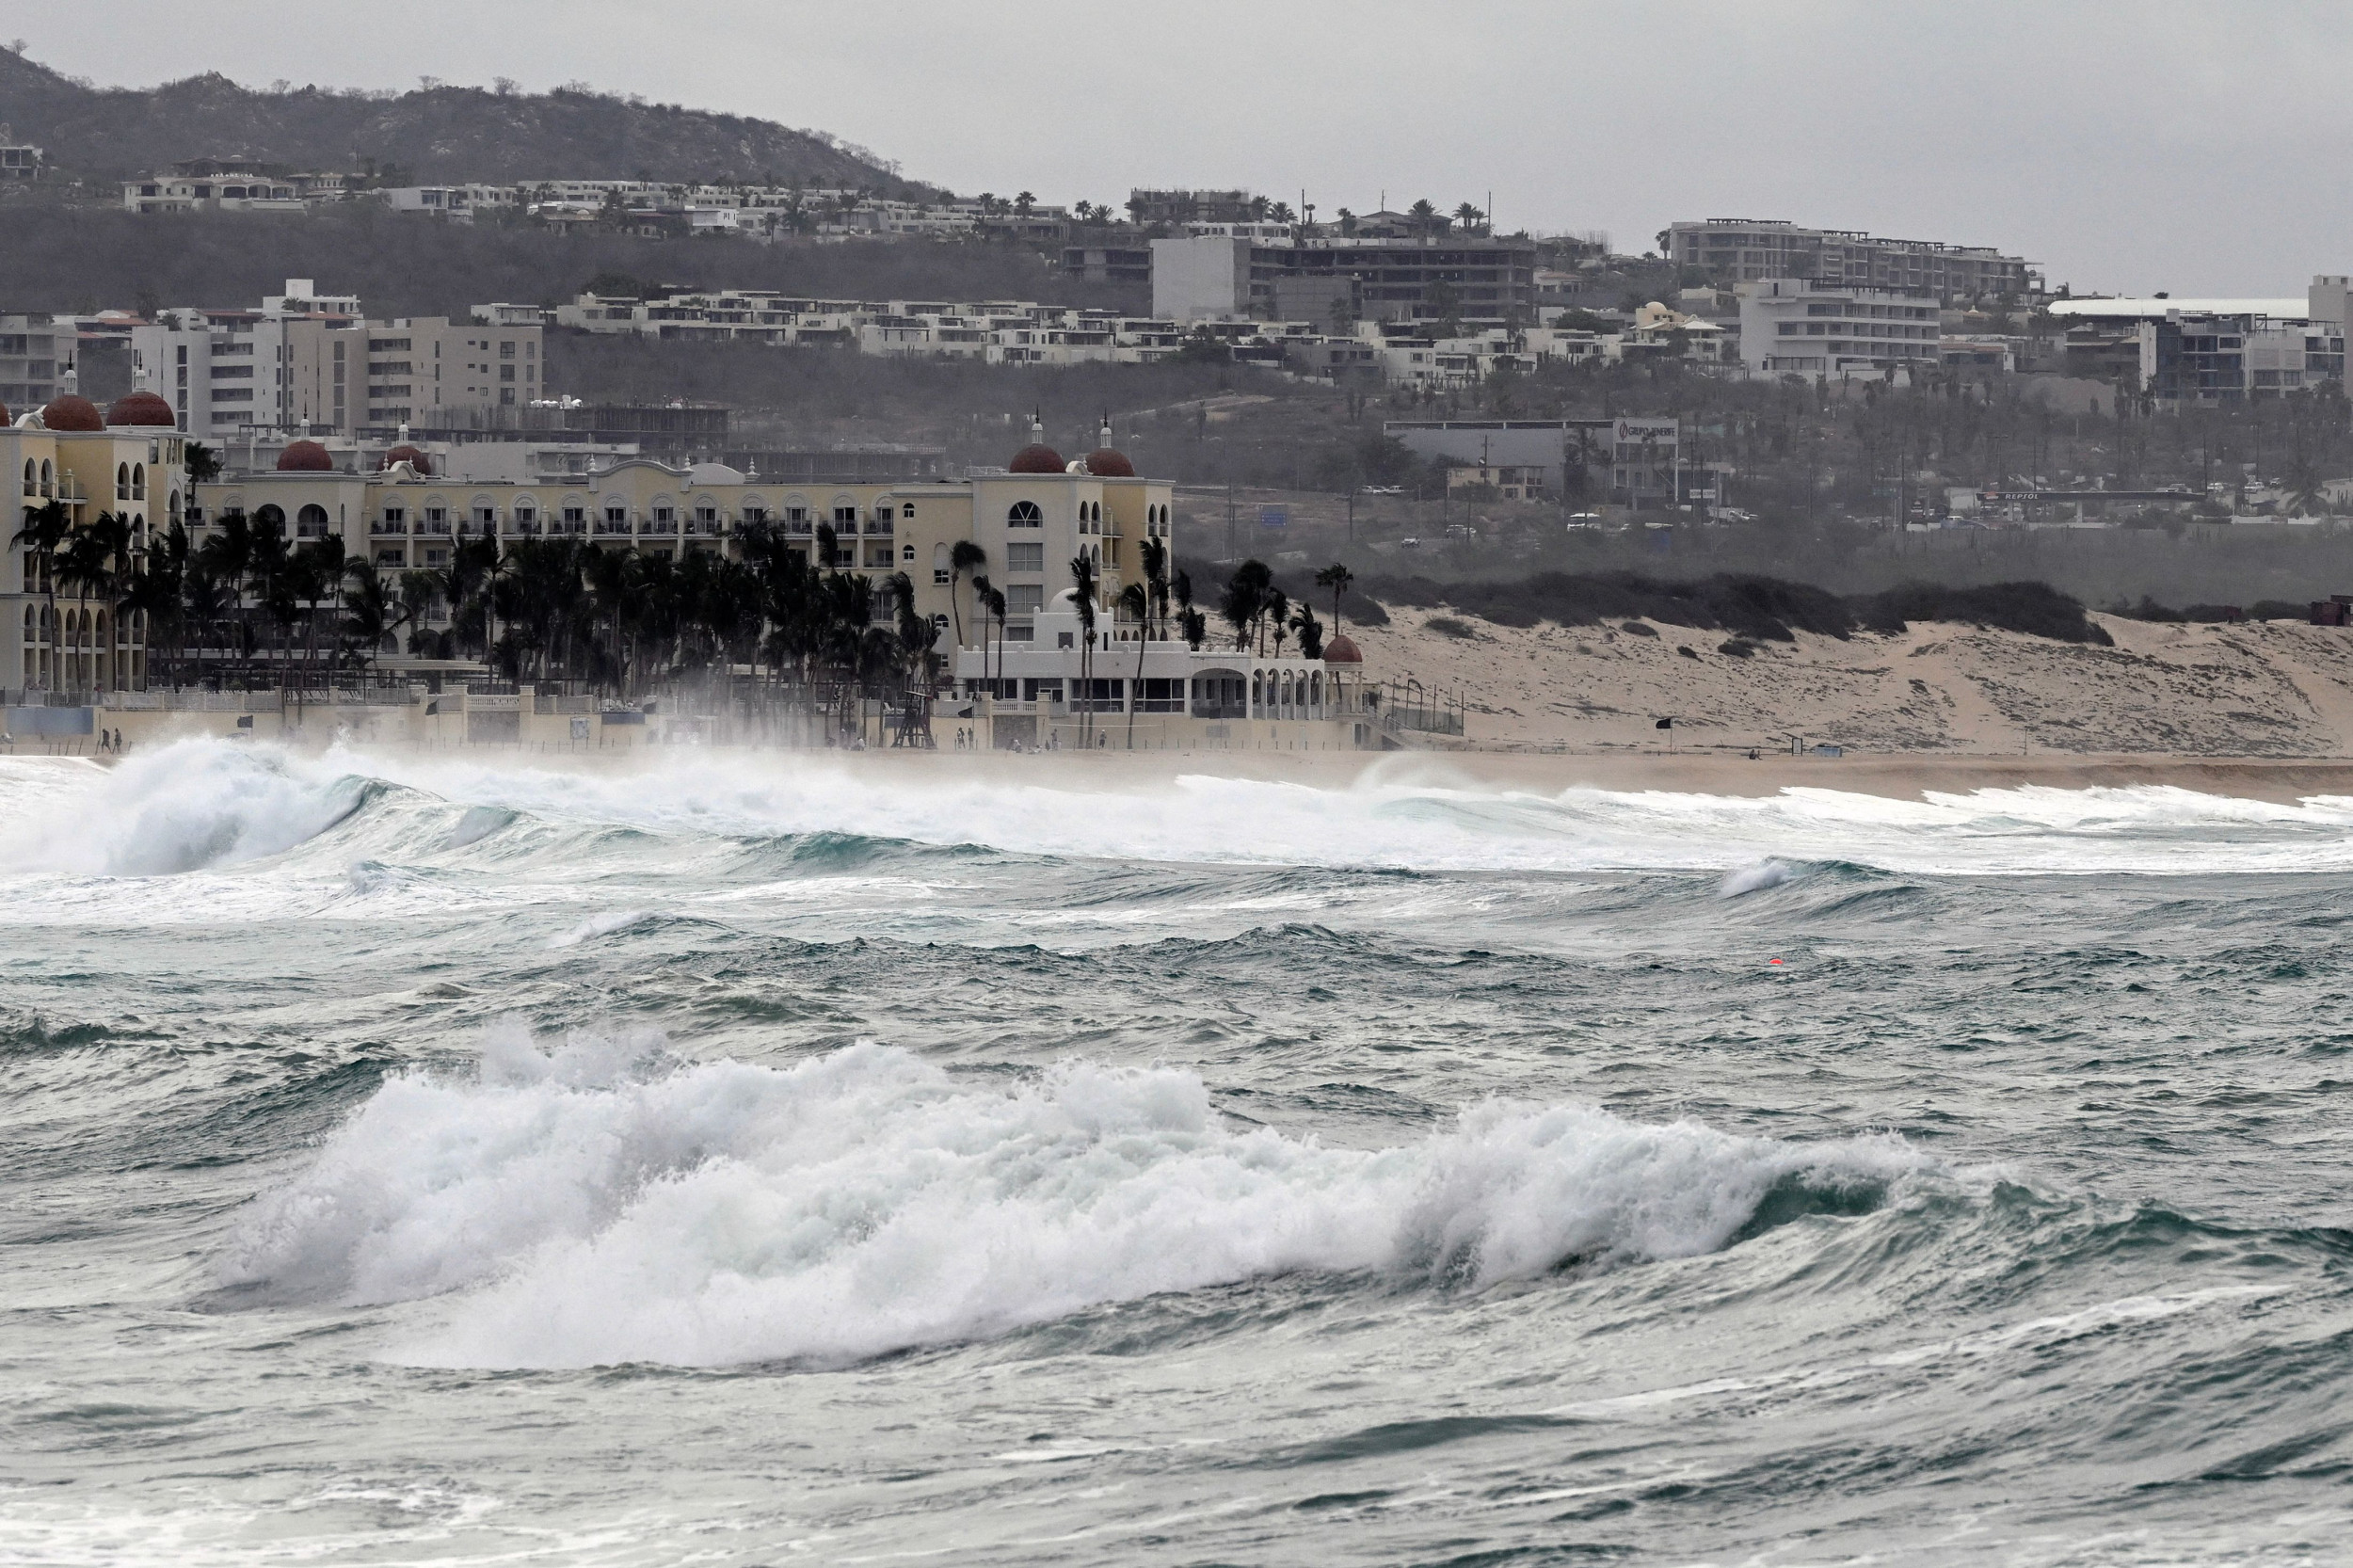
left=4, top=391, right=186, bottom=697
left=8, top=396, right=1380, bottom=749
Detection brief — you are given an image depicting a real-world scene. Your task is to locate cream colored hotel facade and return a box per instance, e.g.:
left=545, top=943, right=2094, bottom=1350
left=8, top=398, right=1381, bottom=751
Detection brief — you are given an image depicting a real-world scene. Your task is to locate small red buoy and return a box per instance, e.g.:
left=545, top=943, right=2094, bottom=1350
left=1769, top=959, right=1784, bottom=965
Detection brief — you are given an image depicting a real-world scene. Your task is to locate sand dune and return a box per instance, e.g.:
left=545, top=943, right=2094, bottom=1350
left=1345, top=611, right=2353, bottom=759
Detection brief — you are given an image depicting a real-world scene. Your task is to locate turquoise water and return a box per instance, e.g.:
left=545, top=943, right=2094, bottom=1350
left=5, top=742, right=2351, bottom=1564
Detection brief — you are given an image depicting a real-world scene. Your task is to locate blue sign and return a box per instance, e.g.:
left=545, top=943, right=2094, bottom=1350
left=1258, top=504, right=1289, bottom=530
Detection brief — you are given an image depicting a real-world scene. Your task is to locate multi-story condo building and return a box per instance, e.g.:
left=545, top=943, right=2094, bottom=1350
left=129, top=280, right=541, bottom=442
left=1151, top=228, right=1541, bottom=323
left=2045, top=281, right=2348, bottom=406
left=0, top=316, right=67, bottom=411
left=1128, top=189, right=1263, bottom=226
left=1737, top=278, right=1942, bottom=376
left=2136, top=314, right=2345, bottom=408
left=1669, top=220, right=2032, bottom=303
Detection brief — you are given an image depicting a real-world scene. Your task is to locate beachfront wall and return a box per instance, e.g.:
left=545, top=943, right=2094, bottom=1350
left=0, top=689, right=660, bottom=755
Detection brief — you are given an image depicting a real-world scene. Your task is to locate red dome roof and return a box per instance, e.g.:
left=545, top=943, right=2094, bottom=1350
left=382, top=443, right=434, bottom=475
left=40, top=394, right=105, bottom=433
left=277, top=440, right=334, bottom=472
left=1082, top=447, right=1136, bottom=477
left=106, top=391, right=177, bottom=428
left=1007, top=443, right=1066, bottom=474
left=1322, top=633, right=1364, bottom=664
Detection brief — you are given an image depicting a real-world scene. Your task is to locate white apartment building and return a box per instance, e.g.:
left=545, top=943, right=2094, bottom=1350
left=121, top=174, right=308, bottom=214
left=378, top=184, right=517, bottom=221
left=129, top=280, right=543, bottom=441
left=1737, top=278, right=1940, bottom=376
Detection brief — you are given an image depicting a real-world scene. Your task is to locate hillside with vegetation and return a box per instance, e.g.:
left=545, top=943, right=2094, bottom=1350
left=0, top=204, right=1128, bottom=318
left=0, top=45, right=920, bottom=189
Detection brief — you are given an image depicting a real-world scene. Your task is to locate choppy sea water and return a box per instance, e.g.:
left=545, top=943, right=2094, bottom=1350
left=5, top=740, right=2353, bottom=1566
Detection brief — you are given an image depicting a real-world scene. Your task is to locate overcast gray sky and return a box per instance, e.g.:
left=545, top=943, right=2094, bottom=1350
left=15, top=1, right=2345, bottom=296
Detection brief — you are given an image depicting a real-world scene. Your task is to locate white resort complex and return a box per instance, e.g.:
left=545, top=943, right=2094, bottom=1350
left=6, top=393, right=1393, bottom=753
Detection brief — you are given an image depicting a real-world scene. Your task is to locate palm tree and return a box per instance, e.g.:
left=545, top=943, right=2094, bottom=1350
left=339, top=560, right=409, bottom=677
left=1265, top=587, right=1290, bottom=658
left=980, top=582, right=1006, bottom=701
left=949, top=539, right=986, bottom=648
left=1174, top=569, right=1207, bottom=651
left=120, top=522, right=187, bottom=688
left=1219, top=567, right=1260, bottom=650
left=12, top=499, right=70, bottom=685
left=1453, top=201, right=1484, bottom=236
left=1289, top=601, right=1324, bottom=660
left=180, top=567, right=232, bottom=685
left=1116, top=580, right=1149, bottom=748
left=296, top=536, right=347, bottom=702
left=1314, top=563, right=1354, bottom=634
left=1407, top=198, right=1441, bottom=235
left=55, top=511, right=139, bottom=694
left=1068, top=553, right=1098, bottom=748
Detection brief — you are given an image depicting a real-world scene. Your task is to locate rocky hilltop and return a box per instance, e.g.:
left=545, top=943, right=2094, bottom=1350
left=0, top=47, right=920, bottom=190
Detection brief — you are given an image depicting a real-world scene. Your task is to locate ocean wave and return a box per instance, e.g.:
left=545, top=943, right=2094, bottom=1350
left=11, top=741, right=2353, bottom=887
left=216, top=1027, right=1924, bottom=1368
left=301, top=745, right=2353, bottom=877
left=0, top=742, right=373, bottom=876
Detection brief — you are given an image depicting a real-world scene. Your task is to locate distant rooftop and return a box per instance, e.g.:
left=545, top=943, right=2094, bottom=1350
left=2047, top=296, right=2311, bottom=320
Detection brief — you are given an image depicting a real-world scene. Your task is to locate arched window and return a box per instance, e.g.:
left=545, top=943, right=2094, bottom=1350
left=254, top=504, right=285, bottom=534
left=168, top=489, right=182, bottom=524
left=40, top=459, right=53, bottom=497
left=296, top=503, right=330, bottom=537
left=1007, top=501, right=1043, bottom=527
left=116, top=463, right=130, bottom=501
left=1252, top=671, right=1264, bottom=712
left=23, top=459, right=34, bottom=496
left=132, top=463, right=146, bottom=501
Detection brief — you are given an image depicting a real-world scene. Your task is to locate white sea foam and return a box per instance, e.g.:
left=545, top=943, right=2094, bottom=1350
left=547, top=909, right=649, bottom=948
left=0, top=740, right=365, bottom=876
left=9, top=740, right=2353, bottom=889
left=1721, top=859, right=1800, bottom=896
left=218, top=1028, right=1922, bottom=1369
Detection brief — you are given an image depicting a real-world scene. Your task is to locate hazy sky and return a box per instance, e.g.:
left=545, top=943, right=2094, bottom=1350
left=15, top=1, right=2346, bottom=296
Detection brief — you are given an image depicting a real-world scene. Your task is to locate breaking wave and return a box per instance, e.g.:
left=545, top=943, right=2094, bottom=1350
left=8, top=741, right=2353, bottom=889
left=218, top=1027, right=1925, bottom=1368
left=0, top=743, right=372, bottom=876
